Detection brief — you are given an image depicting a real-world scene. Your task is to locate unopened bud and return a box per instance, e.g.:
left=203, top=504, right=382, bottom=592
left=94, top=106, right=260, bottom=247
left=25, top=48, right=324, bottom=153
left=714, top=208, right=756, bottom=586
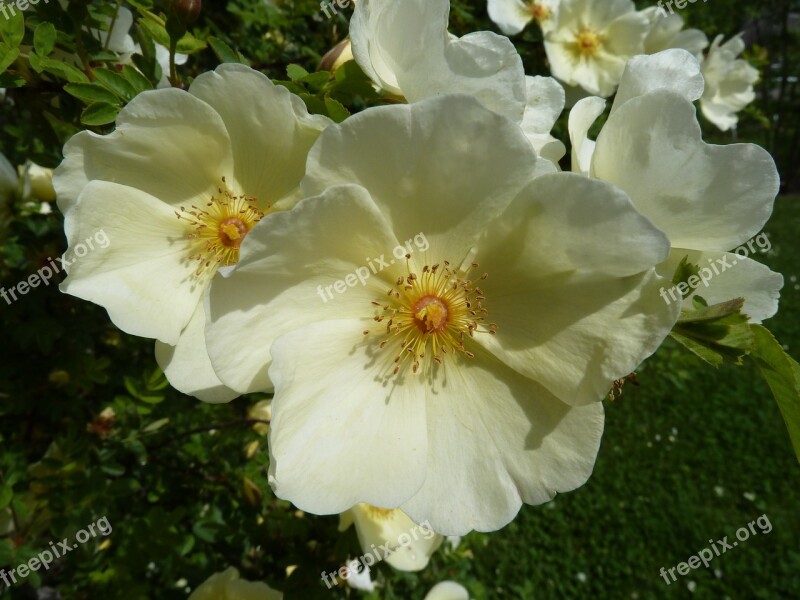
left=319, top=38, right=353, bottom=72
left=171, top=0, right=201, bottom=25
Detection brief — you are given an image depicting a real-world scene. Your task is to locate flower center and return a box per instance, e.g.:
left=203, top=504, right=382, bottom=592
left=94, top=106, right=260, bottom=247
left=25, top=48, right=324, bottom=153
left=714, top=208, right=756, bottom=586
left=366, top=259, right=497, bottom=376
left=528, top=2, right=551, bottom=23
left=176, top=176, right=265, bottom=276
left=573, top=28, right=603, bottom=57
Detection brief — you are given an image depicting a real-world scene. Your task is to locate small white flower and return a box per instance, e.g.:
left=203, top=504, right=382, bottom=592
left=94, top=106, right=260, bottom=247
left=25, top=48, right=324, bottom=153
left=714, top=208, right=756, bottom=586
left=714, top=486, right=725, bottom=497
left=700, top=34, right=759, bottom=131
left=487, top=0, right=560, bottom=36
left=544, top=0, right=650, bottom=97
left=425, top=582, right=470, bottom=600
left=577, top=572, right=587, bottom=582
left=687, top=580, right=697, bottom=593
left=743, top=492, right=757, bottom=502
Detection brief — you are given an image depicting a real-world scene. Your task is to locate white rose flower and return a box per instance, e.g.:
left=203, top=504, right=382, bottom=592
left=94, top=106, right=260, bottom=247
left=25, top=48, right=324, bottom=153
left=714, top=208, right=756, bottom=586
left=425, top=581, right=470, bottom=600
left=700, top=34, right=759, bottom=131
left=188, top=567, right=282, bottom=600
left=544, top=0, right=650, bottom=97
left=205, top=95, right=677, bottom=534
left=641, top=8, right=708, bottom=56
left=339, top=504, right=443, bottom=572
left=53, top=64, right=331, bottom=402
left=352, top=0, right=565, bottom=165
left=487, top=0, right=560, bottom=36
left=569, top=50, right=782, bottom=322
left=351, top=0, right=526, bottom=121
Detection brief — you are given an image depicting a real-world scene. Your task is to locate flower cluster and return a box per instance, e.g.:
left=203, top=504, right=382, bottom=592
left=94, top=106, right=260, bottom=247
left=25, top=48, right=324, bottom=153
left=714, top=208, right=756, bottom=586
left=52, top=0, right=787, bottom=593
left=489, top=0, right=759, bottom=130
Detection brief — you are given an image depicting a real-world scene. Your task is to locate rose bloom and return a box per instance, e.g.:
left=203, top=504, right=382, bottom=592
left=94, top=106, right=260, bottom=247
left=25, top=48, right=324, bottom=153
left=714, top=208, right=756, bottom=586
left=700, top=34, right=759, bottom=131
left=205, top=94, right=677, bottom=534
left=569, top=49, right=782, bottom=321
left=53, top=64, right=330, bottom=401
left=543, top=0, right=650, bottom=97
left=487, top=0, right=561, bottom=36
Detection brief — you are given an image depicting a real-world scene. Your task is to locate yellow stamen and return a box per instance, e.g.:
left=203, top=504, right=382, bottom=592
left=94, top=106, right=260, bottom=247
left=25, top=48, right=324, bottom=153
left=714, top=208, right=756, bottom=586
left=176, top=177, right=266, bottom=277
left=573, top=28, right=603, bottom=58
left=365, top=259, right=497, bottom=377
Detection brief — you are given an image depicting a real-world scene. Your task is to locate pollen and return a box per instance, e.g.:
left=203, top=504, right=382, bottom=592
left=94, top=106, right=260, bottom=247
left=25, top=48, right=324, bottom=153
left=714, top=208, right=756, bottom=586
left=366, top=258, right=497, bottom=377
left=176, top=176, right=266, bottom=276
left=528, top=2, right=551, bottom=23
left=573, top=28, right=603, bottom=58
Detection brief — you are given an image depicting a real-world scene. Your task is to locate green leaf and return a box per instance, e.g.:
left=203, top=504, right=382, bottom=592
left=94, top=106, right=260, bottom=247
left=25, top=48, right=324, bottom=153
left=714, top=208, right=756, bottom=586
left=33, top=22, right=57, bottom=57
left=324, top=96, right=349, bottom=123
left=80, top=103, right=120, bottom=126
left=287, top=64, right=309, bottom=81
left=750, top=325, right=800, bottom=462
left=138, top=12, right=207, bottom=54
left=671, top=255, right=700, bottom=297
left=208, top=36, right=247, bottom=65
left=37, top=56, right=90, bottom=83
left=121, top=65, right=154, bottom=94
left=143, top=418, right=170, bottom=434
left=0, top=44, right=19, bottom=76
left=64, top=83, right=121, bottom=106
left=301, top=71, right=331, bottom=91
left=670, top=298, right=755, bottom=367
left=0, top=7, right=24, bottom=47
left=92, top=67, right=137, bottom=101
left=0, top=484, right=12, bottom=510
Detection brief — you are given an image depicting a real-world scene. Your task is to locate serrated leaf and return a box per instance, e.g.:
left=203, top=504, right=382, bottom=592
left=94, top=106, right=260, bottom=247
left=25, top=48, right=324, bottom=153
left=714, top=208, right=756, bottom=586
left=299, top=92, right=327, bottom=116
left=64, top=83, right=121, bottom=106
left=38, top=57, right=90, bottom=83
left=0, top=44, right=19, bottom=76
left=671, top=298, right=755, bottom=367
left=34, top=22, right=57, bottom=57
left=0, top=8, right=24, bottom=47
left=750, top=325, right=800, bottom=462
left=301, top=71, right=331, bottom=91
left=208, top=36, right=246, bottom=64
left=92, top=68, right=137, bottom=101
left=287, top=64, right=309, bottom=81
left=81, top=103, right=120, bottom=126
left=121, top=65, right=153, bottom=93
left=324, top=96, right=349, bottom=123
